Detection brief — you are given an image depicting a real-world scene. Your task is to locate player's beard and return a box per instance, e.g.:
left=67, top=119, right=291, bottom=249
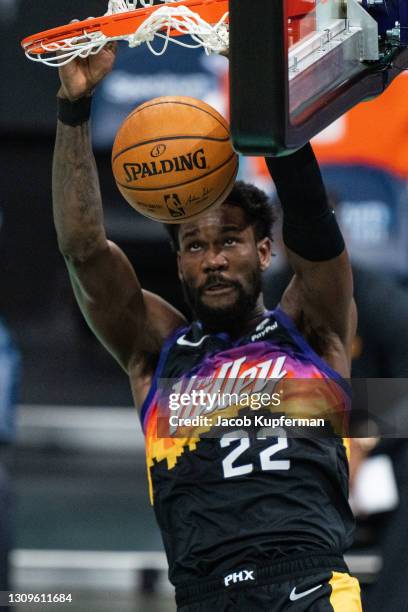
left=181, top=268, right=262, bottom=334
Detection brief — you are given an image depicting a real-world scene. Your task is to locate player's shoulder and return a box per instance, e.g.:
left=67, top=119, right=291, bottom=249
left=279, top=280, right=354, bottom=378
left=129, top=292, right=187, bottom=407
left=142, top=290, right=187, bottom=339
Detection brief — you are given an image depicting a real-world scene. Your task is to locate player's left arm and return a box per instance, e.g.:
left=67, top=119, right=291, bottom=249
left=265, top=144, right=357, bottom=376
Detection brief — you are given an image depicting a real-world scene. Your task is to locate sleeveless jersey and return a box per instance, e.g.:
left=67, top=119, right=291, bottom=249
left=141, top=308, right=355, bottom=586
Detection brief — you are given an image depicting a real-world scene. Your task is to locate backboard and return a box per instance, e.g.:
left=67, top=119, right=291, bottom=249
left=229, top=0, right=408, bottom=155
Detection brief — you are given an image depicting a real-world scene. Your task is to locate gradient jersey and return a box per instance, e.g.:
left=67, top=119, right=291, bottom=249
left=141, top=308, right=354, bottom=586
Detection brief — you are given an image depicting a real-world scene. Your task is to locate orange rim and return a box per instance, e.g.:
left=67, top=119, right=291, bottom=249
left=21, top=0, right=229, bottom=55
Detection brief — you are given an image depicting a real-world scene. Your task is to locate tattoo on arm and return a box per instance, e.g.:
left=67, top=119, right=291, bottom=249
left=52, top=121, right=107, bottom=260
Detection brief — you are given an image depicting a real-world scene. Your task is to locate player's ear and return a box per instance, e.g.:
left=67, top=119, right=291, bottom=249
left=177, top=252, right=184, bottom=281
left=257, top=237, right=272, bottom=271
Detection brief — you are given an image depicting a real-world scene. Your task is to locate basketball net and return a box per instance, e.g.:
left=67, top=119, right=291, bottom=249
left=23, top=0, right=229, bottom=67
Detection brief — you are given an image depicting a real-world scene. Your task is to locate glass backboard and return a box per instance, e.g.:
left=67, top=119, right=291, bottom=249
left=229, top=0, right=408, bottom=155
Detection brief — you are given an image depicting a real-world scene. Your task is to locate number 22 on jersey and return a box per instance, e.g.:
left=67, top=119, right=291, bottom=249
left=220, top=428, right=291, bottom=479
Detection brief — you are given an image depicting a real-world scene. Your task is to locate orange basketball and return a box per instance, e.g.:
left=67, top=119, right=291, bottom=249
left=111, top=96, right=238, bottom=223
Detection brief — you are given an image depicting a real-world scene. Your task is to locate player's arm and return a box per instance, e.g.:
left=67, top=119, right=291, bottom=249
left=265, top=144, right=357, bottom=376
left=53, top=45, right=186, bottom=374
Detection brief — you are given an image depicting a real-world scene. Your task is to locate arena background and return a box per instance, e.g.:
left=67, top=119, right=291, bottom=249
left=0, top=1, right=408, bottom=610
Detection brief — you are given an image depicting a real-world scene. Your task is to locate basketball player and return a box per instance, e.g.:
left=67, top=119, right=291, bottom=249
left=53, top=44, right=362, bottom=611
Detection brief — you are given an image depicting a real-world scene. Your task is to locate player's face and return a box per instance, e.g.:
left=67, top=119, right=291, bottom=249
left=177, top=203, right=272, bottom=331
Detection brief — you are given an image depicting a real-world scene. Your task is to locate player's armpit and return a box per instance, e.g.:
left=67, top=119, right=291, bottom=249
left=65, top=240, right=186, bottom=373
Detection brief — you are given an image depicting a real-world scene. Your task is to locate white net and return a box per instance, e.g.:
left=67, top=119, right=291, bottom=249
left=25, top=0, right=229, bottom=66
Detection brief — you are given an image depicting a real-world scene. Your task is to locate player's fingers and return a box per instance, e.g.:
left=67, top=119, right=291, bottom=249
left=56, top=20, right=81, bottom=61
left=103, top=40, right=118, bottom=62
left=105, top=41, right=118, bottom=53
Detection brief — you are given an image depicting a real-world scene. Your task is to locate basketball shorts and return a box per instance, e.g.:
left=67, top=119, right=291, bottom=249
left=176, top=554, right=362, bottom=612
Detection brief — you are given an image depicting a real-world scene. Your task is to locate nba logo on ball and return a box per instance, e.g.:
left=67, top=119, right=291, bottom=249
left=111, top=96, right=239, bottom=224
left=164, top=194, right=185, bottom=219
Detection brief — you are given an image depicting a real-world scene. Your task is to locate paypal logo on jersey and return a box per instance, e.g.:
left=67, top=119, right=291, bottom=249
left=251, top=320, right=278, bottom=342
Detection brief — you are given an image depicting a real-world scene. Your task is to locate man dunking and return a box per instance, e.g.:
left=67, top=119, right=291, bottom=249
left=53, top=45, right=362, bottom=611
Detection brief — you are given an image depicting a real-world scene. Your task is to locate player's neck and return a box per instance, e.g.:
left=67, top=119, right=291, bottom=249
left=200, top=297, right=267, bottom=340
left=237, top=299, right=267, bottom=338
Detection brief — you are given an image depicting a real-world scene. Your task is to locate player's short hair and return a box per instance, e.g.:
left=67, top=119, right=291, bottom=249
left=165, top=181, right=275, bottom=250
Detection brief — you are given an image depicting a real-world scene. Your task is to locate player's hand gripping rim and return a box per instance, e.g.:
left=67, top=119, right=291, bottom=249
left=57, top=34, right=117, bottom=102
